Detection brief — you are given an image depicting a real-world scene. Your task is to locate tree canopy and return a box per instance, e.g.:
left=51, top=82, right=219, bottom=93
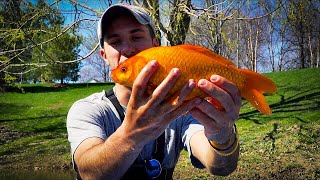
left=0, top=0, right=81, bottom=85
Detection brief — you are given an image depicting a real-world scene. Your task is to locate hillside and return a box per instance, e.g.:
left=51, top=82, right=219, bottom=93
left=0, top=68, right=319, bottom=179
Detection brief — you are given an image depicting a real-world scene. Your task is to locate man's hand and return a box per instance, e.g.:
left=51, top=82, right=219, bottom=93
left=121, top=60, right=202, bottom=147
left=190, top=74, right=241, bottom=145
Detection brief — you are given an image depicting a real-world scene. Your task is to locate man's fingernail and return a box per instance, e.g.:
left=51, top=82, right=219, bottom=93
left=189, top=79, right=196, bottom=88
left=211, top=75, right=219, bottom=83
left=198, top=79, right=207, bottom=86
left=171, top=68, right=181, bottom=75
left=150, top=60, right=158, bottom=66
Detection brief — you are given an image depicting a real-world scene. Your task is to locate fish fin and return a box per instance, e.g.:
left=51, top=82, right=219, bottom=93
left=239, top=69, right=277, bottom=115
left=177, top=44, right=235, bottom=66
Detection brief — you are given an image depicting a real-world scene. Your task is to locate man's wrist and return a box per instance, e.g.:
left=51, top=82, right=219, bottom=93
left=208, top=125, right=238, bottom=156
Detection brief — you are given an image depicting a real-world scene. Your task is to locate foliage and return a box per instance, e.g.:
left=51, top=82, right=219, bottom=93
left=0, top=0, right=82, bottom=85
left=3, top=74, right=17, bottom=86
left=32, top=33, right=82, bottom=84
left=0, top=0, right=31, bottom=85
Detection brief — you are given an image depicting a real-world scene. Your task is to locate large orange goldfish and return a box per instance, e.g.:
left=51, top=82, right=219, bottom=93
left=111, top=44, right=277, bottom=115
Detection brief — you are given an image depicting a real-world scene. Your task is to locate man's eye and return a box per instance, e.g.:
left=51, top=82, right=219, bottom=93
left=133, top=36, right=143, bottom=41
left=110, top=40, right=120, bottom=45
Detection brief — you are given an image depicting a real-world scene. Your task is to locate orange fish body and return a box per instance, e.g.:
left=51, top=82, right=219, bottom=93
left=111, top=44, right=277, bottom=115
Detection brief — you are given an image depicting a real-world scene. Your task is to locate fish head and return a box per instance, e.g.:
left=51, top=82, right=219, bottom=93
left=111, top=60, right=134, bottom=86
left=111, top=56, right=147, bottom=87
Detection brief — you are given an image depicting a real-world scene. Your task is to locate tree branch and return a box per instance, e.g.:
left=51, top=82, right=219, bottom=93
left=69, top=0, right=103, bottom=15
left=0, top=18, right=96, bottom=55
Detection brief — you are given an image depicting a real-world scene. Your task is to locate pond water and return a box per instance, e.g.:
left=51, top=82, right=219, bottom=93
left=0, top=170, right=76, bottom=180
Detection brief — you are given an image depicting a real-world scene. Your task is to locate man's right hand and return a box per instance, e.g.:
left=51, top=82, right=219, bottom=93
left=119, top=60, right=202, bottom=147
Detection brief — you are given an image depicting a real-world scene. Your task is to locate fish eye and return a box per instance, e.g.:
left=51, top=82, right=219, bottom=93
left=121, top=67, right=127, bottom=72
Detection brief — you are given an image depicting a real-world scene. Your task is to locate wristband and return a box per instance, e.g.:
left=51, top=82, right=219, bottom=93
left=208, top=125, right=239, bottom=156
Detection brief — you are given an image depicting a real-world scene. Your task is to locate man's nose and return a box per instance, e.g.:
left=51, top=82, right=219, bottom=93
left=120, top=42, right=136, bottom=58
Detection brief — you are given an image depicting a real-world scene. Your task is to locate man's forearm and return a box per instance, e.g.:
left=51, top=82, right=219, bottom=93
left=190, top=130, right=239, bottom=176
left=206, top=138, right=239, bottom=176
left=76, top=127, right=144, bottom=179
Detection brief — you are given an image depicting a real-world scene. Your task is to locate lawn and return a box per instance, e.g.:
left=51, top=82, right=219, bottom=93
left=0, top=68, right=319, bottom=179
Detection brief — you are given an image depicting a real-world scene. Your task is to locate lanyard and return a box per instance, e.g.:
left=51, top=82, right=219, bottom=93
left=106, top=89, right=166, bottom=178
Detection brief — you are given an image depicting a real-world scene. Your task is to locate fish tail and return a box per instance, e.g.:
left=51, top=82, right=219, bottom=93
left=239, top=69, right=277, bottom=115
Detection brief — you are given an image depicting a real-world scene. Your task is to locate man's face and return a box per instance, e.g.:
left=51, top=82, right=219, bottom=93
left=100, top=15, right=158, bottom=69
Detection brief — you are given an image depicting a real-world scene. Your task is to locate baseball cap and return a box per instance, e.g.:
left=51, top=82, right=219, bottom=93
left=97, top=4, right=156, bottom=48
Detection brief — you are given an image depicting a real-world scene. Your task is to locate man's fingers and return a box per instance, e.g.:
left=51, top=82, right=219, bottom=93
left=191, top=99, right=224, bottom=125
left=198, top=79, right=234, bottom=112
left=131, top=60, right=158, bottom=98
left=197, top=75, right=240, bottom=121
left=175, top=79, right=196, bottom=104
left=164, top=98, right=202, bottom=124
left=210, top=75, right=241, bottom=108
left=147, top=68, right=181, bottom=106
left=189, top=106, right=217, bottom=129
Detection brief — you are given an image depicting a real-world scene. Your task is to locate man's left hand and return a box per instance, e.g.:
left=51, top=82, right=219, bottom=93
left=190, top=74, right=241, bottom=145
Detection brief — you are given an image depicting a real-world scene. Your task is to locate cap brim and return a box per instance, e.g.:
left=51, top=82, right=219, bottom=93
left=98, top=4, right=155, bottom=48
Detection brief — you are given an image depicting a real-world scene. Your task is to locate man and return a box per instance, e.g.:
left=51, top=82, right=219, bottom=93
left=67, top=4, right=241, bottom=180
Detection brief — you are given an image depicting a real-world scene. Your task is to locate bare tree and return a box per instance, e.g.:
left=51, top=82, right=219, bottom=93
left=2, top=0, right=318, bottom=85
left=285, top=0, right=320, bottom=69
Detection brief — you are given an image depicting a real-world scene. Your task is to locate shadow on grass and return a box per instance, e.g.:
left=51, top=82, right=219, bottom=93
left=1, top=82, right=114, bottom=93
left=0, top=103, right=30, bottom=117
left=1, top=114, right=67, bottom=134
left=240, top=88, right=320, bottom=123
left=0, top=113, right=66, bottom=123
left=0, top=114, right=67, bottom=147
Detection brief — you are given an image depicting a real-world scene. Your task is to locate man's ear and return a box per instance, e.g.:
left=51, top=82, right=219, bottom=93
left=100, top=48, right=110, bottom=65
left=153, top=37, right=160, bottom=47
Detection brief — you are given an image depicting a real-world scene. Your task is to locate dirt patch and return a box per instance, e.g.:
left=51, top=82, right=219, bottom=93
left=49, top=101, right=64, bottom=110
left=52, top=83, right=68, bottom=88
left=0, top=125, right=27, bottom=145
left=271, top=166, right=308, bottom=179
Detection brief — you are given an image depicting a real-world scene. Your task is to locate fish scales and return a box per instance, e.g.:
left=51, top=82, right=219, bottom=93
left=144, top=47, right=237, bottom=99
left=111, top=44, right=277, bottom=115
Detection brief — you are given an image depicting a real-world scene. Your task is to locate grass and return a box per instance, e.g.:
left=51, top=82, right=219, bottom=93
left=0, top=83, right=114, bottom=172
left=174, top=68, right=320, bottom=179
left=0, top=68, right=319, bottom=179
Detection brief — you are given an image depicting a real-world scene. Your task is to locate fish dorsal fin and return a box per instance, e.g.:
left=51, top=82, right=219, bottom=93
left=176, top=44, right=235, bottom=66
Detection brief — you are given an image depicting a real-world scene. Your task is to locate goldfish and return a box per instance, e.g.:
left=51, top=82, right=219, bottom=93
left=111, top=44, right=277, bottom=115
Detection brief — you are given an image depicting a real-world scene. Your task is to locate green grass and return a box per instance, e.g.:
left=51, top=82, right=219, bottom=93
left=0, top=83, right=114, bottom=171
left=174, top=68, right=320, bottom=179
left=0, top=68, right=319, bottom=179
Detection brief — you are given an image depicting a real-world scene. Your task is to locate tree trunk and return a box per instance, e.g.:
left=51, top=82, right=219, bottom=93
left=308, top=32, right=313, bottom=67
left=169, top=0, right=191, bottom=45
left=143, top=0, right=162, bottom=43
left=254, top=23, right=259, bottom=72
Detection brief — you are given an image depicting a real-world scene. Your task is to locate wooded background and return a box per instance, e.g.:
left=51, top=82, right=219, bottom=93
left=1, top=0, right=319, bottom=84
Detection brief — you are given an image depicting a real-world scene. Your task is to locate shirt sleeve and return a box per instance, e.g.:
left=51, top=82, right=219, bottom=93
left=181, top=113, right=205, bottom=169
left=66, top=100, right=108, bottom=165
